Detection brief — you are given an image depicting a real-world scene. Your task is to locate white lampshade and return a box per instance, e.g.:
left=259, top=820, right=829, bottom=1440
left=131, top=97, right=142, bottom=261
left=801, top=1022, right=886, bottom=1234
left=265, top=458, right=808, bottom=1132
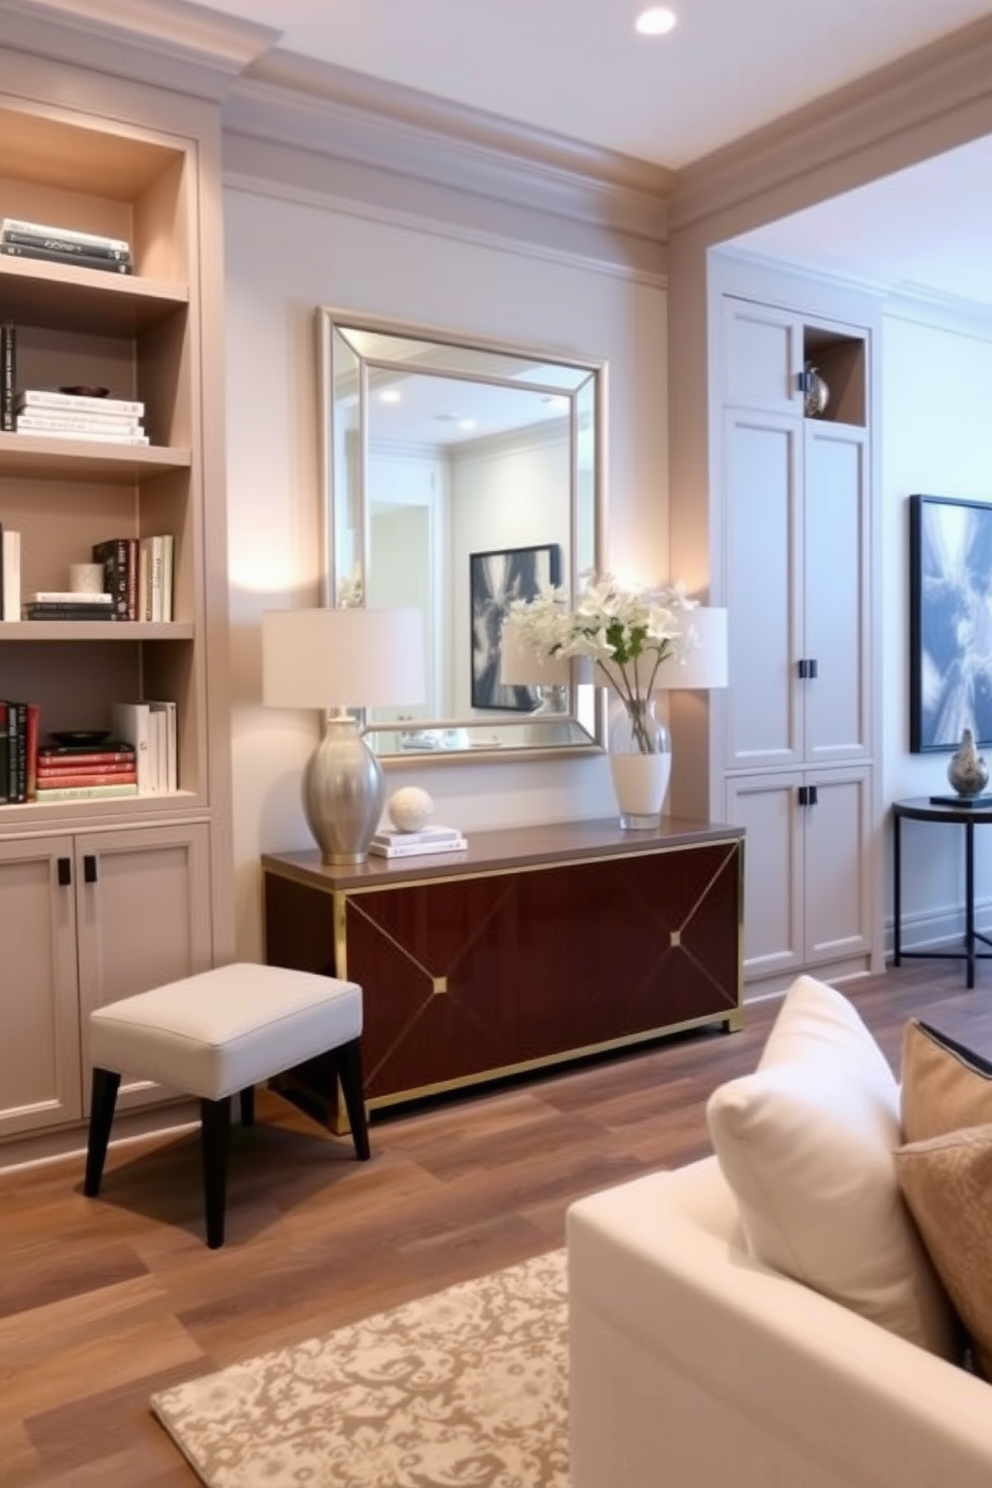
left=655, top=607, right=729, bottom=691
left=498, top=618, right=570, bottom=688
left=262, top=607, right=425, bottom=710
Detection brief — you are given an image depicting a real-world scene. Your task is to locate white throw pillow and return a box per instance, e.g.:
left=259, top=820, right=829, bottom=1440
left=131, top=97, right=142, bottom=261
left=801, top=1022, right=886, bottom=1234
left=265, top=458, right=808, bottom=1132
left=706, top=974, right=958, bottom=1358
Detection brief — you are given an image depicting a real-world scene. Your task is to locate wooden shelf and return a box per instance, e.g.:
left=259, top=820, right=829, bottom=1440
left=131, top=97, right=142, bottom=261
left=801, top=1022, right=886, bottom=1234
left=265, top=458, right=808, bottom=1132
left=0, top=256, right=187, bottom=334
left=0, top=621, right=194, bottom=641
left=0, top=431, right=190, bottom=481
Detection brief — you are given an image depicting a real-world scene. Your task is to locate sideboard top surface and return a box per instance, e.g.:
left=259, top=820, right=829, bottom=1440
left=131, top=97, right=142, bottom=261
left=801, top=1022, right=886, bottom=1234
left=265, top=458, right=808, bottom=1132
left=262, top=815, right=744, bottom=892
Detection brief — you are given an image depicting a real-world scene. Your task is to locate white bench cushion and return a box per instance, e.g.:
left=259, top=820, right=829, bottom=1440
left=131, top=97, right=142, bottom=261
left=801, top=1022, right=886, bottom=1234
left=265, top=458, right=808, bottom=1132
left=89, top=963, right=362, bottom=1100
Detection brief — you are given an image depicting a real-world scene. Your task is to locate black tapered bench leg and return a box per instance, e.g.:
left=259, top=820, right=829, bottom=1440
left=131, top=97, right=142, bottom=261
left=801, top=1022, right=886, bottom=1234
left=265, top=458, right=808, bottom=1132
left=84, top=1068, right=121, bottom=1197
left=337, top=1037, right=371, bottom=1161
left=239, top=1085, right=255, bottom=1127
left=200, top=1096, right=231, bottom=1249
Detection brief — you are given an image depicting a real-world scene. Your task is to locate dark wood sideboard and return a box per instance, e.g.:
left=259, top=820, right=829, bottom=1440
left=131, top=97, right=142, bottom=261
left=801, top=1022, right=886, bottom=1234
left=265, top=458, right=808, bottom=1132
left=262, top=816, right=744, bottom=1127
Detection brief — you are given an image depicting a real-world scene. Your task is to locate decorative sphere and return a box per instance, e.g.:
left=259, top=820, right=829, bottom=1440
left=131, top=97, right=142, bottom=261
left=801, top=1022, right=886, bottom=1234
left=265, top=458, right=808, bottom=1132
left=388, top=786, right=434, bottom=832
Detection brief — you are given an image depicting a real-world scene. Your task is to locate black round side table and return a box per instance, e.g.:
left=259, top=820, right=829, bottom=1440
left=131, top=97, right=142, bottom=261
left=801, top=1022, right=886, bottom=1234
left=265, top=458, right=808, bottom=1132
left=892, top=796, right=992, bottom=989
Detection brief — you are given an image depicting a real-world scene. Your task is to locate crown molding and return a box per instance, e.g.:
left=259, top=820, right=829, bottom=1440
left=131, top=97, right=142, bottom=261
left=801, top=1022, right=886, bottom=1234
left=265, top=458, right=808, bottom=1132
left=224, top=49, right=671, bottom=252
left=669, top=14, right=992, bottom=242
left=0, top=0, right=277, bottom=99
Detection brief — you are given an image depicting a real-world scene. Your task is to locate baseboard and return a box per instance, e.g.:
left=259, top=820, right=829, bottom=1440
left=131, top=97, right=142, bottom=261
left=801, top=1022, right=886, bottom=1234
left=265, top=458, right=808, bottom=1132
left=0, top=1098, right=201, bottom=1176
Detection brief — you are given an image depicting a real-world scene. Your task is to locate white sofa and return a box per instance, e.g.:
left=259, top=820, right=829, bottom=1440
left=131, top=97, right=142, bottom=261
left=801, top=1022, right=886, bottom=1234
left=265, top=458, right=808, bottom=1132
left=567, top=1156, right=992, bottom=1488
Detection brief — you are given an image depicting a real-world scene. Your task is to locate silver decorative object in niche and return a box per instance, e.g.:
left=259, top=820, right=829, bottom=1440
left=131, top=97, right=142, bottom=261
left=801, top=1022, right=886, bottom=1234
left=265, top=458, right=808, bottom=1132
left=803, top=362, right=830, bottom=418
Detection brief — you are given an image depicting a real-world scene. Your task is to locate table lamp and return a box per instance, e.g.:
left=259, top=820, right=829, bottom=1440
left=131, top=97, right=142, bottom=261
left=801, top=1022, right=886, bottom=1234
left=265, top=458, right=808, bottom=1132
left=262, top=607, right=424, bottom=864
left=659, top=607, right=729, bottom=693
left=499, top=616, right=572, bottom=713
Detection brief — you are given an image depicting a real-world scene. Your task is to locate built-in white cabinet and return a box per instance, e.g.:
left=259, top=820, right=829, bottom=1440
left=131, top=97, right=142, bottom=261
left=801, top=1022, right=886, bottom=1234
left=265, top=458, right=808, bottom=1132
left=0, top=824, right=211, bottom=1140
left=719, top=291, right=876, bottom=990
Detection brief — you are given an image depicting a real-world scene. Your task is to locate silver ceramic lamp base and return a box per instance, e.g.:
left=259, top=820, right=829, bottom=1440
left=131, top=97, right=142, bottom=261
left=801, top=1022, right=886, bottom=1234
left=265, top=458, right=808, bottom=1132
left=302, top=713, right=384, bottom=865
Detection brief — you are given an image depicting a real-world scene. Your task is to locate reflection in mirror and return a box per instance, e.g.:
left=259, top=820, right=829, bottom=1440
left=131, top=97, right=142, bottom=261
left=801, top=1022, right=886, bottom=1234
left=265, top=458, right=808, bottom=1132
left=319, top=311, right=606, bottom=759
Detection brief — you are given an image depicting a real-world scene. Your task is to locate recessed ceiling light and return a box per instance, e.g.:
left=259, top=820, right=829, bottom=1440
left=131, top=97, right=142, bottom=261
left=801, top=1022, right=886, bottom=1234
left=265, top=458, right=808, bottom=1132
left=378, top=388, right=401, bottom=403
left=458, top=418, right=477, bottom=431
left=635, top=7, right=677, bottom=36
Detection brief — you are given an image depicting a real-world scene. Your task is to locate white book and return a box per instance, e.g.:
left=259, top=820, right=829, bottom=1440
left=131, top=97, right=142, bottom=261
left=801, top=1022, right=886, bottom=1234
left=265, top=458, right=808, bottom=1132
left=16, top=411, right=144, bottom=434
left=372, top=823, right=464, bottom=847
left=161, top=533, right=175, bottom=622
left=111, top=702, right=156, bottom=793
left=29, top=590, right=113, bottom=605
left=1, top=217, right=130, bottom=253
left=15, top=425, right=149, bottom=446
left=369, top=835, right=468, bottom=858
left=16, top=389, right=145, bottom=417
left=139, top=535, right=165, bottom=621
left=146, top=700, right=177, bottom=792
left=1, top=528, right=20, bottom=621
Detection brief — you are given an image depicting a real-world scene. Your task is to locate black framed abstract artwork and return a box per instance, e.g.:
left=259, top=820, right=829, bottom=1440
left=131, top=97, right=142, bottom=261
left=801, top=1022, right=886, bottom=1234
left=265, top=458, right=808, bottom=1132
left=909, top=493, right=992, bottom=752
left=469, top=543, right=562, bottom=710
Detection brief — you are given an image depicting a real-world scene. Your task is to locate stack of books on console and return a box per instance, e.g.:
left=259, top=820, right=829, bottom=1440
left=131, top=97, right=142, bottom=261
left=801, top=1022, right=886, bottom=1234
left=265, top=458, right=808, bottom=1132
left=35, top=738, right=138, bottom=801
left=15, top=388, right=148, bottom=445
left=23, top=591, right=115, bottom=622
left=369, top=823, right=468, bottom=858
left=0, top=217, right=132, bottom=275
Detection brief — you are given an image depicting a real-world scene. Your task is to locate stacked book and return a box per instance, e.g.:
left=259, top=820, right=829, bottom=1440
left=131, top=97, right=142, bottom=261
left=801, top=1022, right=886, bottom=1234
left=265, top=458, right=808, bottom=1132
left=369, top=823, right=468, bottom=858
left=1, top=217, right=132, bottom=275
left=92, top=534, right=174, bottom=621
left=35, top=739, right=138, bottom=801
left=15, top=388, right=148, bottom=445
left=23, top=590, right=115, bottom=622
left=0, top=699, right=39, bottom=802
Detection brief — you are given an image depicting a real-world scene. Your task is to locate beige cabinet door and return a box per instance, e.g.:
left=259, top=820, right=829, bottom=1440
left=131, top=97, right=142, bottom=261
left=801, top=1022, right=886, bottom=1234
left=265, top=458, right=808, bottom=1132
left=803, top=766, right=873, bottom=965
left=726, top=772, right=804, bottom=983
left=75, top=821, right=212, bottom=1112
left=723, top=406, right=804, bottom=772
left=0, top=835, right=82, bottom=1138
left=722, top=297, right=802, bottom=414
left=803, top=423, right=871, bottom=764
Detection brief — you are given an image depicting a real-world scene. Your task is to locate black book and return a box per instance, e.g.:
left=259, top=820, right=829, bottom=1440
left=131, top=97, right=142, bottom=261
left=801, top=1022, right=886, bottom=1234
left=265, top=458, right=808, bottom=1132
left=91, top=537, right=130, bottom=620
left=1, top=228, right=130, bottom=262
left=0, top=701, right=8, bottom=804
left=24, top=604, right=116, bottom=620
left=0, top=322, right=14, bottom=432
left=0, top=242, right=132, bottom=275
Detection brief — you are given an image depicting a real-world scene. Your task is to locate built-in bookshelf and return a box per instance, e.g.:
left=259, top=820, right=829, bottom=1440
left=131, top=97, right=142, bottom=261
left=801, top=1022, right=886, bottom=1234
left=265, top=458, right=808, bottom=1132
left=0, top=49, right=233, bottom=1155
left=0, top=102, right=199, bottom=809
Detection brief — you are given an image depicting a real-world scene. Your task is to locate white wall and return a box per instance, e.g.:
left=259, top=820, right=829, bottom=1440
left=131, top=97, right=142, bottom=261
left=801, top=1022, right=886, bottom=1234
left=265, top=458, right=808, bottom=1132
left=224, top=185, right=668, bottom=959
left=881, top=301, right=992, bottom=945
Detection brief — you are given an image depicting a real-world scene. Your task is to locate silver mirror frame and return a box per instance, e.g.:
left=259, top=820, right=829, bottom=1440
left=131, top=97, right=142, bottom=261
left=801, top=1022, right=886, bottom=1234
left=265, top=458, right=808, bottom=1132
left=317, top=308, right=607, bottom=763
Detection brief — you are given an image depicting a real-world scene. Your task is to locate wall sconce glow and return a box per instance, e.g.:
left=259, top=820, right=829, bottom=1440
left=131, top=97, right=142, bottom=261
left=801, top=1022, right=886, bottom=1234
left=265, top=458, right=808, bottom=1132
left=635, top=6, right=677, bottom=35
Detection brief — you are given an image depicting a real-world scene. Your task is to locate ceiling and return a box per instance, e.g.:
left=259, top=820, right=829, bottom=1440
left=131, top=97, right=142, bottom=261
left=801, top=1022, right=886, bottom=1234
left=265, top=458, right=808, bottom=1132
left=196, top=0, right=992, bottom=308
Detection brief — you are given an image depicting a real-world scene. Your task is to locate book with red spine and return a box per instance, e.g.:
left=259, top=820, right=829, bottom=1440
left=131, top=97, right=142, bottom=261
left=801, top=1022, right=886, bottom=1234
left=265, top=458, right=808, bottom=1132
left=35, top=771, right=138, bottom=789
left=36, top=761, right=138, bottom=781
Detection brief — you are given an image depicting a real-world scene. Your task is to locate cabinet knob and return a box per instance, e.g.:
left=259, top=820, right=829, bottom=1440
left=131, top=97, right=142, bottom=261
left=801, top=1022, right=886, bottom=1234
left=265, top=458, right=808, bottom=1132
left=57, top=857, right=72, bottom=887
left=83, top=854, right=98, bottom=884
left=798, top=785, right=819, bottom=807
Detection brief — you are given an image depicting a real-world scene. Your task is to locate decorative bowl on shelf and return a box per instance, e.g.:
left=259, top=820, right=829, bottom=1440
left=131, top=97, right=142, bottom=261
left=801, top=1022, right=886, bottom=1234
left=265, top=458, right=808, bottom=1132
left=49, top=729, right=111, bottom=746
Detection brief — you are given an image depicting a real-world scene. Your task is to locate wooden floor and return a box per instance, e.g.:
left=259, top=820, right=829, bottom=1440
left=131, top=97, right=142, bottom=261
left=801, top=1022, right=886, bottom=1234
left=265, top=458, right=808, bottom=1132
left=2, top=961, right=990, bottom=1486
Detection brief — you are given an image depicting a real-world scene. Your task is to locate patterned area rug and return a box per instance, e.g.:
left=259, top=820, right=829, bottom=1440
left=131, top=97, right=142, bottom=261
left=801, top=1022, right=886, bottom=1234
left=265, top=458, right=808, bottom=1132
left=151, top=1248, right=568, bottom=1488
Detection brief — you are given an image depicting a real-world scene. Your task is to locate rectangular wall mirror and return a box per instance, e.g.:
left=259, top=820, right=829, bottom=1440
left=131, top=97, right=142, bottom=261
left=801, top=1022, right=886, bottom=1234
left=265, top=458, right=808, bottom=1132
left=318, top=309, right=607, bottom=760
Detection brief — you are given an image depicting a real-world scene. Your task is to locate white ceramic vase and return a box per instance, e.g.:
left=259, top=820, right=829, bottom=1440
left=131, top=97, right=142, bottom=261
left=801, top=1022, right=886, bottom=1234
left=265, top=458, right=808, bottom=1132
left=608, top=698, right=671, bottom=829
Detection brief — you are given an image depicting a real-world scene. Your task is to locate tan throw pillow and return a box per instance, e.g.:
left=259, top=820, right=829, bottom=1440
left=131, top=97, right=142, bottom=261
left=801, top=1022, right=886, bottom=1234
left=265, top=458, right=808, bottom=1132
left=901, top=1019, right=992, bottom=1144
left=706, top=974, right=958, bottom=1358
left=896, top=1124, right=992, bottom=1380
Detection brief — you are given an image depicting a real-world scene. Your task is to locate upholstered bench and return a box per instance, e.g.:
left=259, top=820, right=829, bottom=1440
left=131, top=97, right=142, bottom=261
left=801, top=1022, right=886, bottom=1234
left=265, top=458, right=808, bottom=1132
left=83, top=963, right=370, bottom=1248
